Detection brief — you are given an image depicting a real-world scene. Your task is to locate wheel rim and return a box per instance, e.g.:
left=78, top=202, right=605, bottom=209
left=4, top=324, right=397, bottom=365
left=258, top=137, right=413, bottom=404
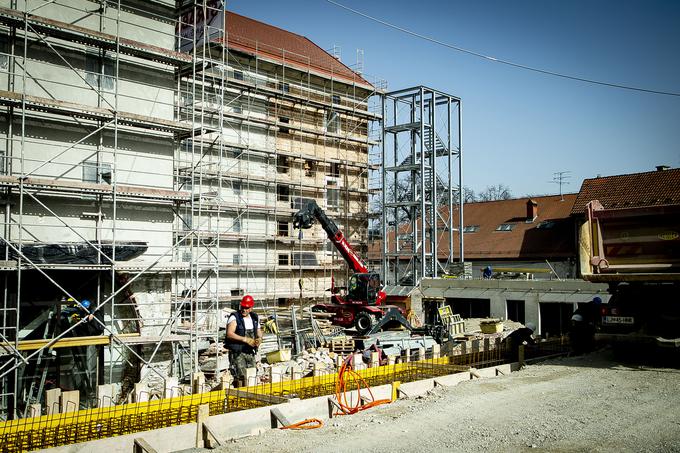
left=356, top=315, right=371, bottom=332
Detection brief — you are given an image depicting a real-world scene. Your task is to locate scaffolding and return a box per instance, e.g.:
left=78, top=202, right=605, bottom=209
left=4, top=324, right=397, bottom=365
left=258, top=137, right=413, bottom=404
left=379, top=86, right=463, bottom=286
left=0, top=0, right=382, bottom=421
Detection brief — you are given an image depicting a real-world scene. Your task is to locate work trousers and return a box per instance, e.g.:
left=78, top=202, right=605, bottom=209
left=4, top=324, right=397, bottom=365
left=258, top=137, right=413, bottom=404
left=229, top=350, right=256, bottom=387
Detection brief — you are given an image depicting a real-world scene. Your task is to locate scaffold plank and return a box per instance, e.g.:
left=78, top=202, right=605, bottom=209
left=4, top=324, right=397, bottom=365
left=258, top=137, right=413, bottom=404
left=0, top=90, right=193, bottom=135
left=0, top=175, right=190, bottom=203
left=0, top=333, right=140, bottom=352
left=0, top=6, right=191, bottom=66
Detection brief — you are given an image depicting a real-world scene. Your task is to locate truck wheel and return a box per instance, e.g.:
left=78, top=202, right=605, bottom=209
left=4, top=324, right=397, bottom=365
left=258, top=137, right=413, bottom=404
left=354, top=312, right=374, bottom=335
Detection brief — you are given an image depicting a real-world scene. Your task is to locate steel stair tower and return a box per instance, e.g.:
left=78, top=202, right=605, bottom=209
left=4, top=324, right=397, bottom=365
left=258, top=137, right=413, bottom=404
left=381, top=87, right=463, bottom=287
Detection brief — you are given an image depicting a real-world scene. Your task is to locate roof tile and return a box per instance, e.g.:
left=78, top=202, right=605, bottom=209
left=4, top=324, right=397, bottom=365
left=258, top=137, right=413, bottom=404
left=369, top=194, right=577, bottom=260
left=571, top=168, right=680, bottom=215
left=223, top=12, right=372, bottom=89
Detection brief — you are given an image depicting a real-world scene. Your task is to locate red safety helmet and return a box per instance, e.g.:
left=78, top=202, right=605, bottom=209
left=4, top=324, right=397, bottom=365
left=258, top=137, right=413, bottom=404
left=240, top=294, right=254, bottom=308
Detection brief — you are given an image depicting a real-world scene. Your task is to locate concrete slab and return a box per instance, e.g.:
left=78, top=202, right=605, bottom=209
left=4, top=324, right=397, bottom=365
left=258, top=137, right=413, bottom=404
left=60, top=390, right=79, bottom=413
left=45, top=388, right=61, bottom=415
left=97, top=384, right=114, bottom=407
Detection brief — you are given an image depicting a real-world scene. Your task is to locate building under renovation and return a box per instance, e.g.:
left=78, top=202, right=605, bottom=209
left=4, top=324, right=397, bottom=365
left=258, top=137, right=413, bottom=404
left=0, top=0, right=382, bottom=419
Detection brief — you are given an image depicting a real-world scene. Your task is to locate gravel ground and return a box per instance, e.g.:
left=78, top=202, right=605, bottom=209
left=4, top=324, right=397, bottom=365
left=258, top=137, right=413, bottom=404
left=187, top=349, right=680, bottom=453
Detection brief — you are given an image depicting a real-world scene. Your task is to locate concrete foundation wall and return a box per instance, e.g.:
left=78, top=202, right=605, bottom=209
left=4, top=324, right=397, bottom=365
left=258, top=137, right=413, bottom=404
left=420, top=278, right=610, bottom=335
left=39, top=362, right=517, bottom=453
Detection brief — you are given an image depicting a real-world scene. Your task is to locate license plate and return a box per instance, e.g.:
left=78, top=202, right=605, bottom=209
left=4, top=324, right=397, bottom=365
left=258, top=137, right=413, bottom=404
left=603, top=316, right=634, bottom=325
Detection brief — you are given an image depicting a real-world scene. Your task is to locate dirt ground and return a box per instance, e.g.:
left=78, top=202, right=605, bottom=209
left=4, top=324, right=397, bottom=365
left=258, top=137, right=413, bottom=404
left=188, top=349, right=680, bottom=453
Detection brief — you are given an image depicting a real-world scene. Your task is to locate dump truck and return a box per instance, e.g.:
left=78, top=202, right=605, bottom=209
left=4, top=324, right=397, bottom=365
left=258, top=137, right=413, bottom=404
left=579, top=200, right=680, bottom=347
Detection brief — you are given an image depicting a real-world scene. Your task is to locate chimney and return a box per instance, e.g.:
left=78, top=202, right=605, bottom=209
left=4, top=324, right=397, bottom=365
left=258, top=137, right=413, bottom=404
left=526, top=199, right=538, bottom=222
left=656, top=165, right=670, bottom=171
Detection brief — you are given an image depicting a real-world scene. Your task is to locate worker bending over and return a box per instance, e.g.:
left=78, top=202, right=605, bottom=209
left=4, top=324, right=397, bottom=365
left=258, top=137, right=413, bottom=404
left=225, top=295, right=263, bottom=387
left=504, top=322, right=536, bottom=361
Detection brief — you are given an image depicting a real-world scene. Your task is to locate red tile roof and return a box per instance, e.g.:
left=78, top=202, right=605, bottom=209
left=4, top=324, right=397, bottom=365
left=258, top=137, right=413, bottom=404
left=369, top=194, right=577, bottom=261
left=223, top=11, right=373, bottom=89
left=571, top=168, right=680, bottom=215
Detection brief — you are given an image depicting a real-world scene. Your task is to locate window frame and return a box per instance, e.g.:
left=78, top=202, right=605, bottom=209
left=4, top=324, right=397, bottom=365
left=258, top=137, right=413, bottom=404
left=496, top=223, right=516, bottom=231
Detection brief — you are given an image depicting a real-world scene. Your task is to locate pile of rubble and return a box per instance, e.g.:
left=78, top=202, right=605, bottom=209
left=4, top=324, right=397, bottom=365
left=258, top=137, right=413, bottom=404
left=258, top=347, right=338, bottom=383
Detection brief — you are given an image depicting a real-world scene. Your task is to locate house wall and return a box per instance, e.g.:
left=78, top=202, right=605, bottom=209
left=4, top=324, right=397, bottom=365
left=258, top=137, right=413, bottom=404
left=179, top=51, right=373, bottom=307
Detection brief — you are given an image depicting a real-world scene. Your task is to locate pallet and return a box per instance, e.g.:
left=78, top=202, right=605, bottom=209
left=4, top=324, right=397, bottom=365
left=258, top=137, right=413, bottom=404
left=328, top=338, right=355, bottom=354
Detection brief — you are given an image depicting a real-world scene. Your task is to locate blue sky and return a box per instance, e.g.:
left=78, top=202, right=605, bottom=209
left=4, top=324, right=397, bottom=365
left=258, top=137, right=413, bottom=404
left=227, top=0, right=680, bottom=197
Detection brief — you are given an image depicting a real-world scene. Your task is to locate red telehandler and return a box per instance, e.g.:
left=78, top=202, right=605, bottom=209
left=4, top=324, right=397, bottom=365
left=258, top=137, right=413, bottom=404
left=293, top=200, right=409, bottom=335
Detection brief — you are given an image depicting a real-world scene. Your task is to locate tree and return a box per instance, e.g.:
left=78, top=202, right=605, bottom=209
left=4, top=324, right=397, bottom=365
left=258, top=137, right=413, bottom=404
left=477, top=184, right=512, bottom=202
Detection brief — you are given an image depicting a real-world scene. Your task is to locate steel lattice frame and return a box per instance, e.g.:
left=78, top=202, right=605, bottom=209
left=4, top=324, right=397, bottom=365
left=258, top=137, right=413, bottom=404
left=380, top=86, right=463, bottom=286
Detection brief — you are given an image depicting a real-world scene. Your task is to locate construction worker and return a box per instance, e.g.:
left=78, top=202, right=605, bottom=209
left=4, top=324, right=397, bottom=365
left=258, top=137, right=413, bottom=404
left=504, top=322, right=536, bottom=361
left=74, top=300, right=105, bottom=336
left=60, top=298, right=104, bottom=336
left=569, top=296, right=601, bottom=353
left=482, top=266, right=493, bottom=279
left=225, top=295, right=263, bottom=387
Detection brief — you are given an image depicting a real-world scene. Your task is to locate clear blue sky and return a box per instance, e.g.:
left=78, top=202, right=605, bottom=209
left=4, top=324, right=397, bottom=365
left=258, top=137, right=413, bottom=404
left=227, top=0, right=680, bottom=197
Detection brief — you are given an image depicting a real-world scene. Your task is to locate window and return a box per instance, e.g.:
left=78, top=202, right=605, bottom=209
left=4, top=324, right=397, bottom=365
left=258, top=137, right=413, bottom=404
left=84, top=161, right=112, bottom=184
left=232, top=103, right=242, bottom=115
left=506, top=300, right=526, bottom=324
left=332, top=94, right=341, bottom=105
left=278, top=81, right=290, bottom=93
left=233, top=181, right=241, bottom=195
left=278, top=116, right=290, bottom=134
left=233, top=70, right=244, bottom=81
left=277, top=220, right=289, bottom=237
left=277, top=155, right=289, bottom=174
left=326, top=184, right=339, bottom=211
left=100, top=163, right=112, bottom=184
left=183, top=177, right=193, bottom=192
left=233, top=217, right=241, bottom=233
left=230, top=288, right=244, bottom=297
left=304, top=160, right=315, bottom=177
left=181, top=214, right=192, bottom=231
left=233, top=254, right=242, bottom=265
left=277, top=184, right=290, bottom=201
left=0, top=150, right=7, bottom=174
left=329, top=162, right=340, bottom=178
left=496, top=223, right=515, bottom=231
left=463, top=225, right=480, bottom=233
left=292, top=197, right=314, bottom=210
left=292, top=252, right=318, bottom=266
left=83, top=161, right=98, bottom=183
left=278, top=254, right=289, bottom=266
left=326, top=111, right=340, bottom=133
left=537, top=220, right=557, bottom=229
left=85, top=52, right=115, bottom=91
left=0, top=36, right=8, bottom=71
left=446, top=298, right=491, bottom=318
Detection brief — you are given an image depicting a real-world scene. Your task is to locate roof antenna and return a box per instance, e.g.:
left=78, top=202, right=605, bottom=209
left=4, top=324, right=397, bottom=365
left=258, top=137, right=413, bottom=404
left=550, top=171, right=571, bottom=201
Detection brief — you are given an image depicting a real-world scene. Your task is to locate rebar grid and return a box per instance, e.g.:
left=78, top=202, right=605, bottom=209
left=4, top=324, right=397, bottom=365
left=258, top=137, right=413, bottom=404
left=0, top=338, right=571, bottom=452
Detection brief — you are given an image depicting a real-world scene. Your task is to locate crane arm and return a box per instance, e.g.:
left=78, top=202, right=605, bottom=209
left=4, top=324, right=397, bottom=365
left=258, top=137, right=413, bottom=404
left=293, top=200, right=369, bottom=274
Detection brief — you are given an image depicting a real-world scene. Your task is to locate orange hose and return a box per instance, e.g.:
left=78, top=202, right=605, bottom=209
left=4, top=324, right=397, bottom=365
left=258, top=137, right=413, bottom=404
left=334, top=354, right=391, bottom=415
left=280, top=418, right=324, bottom=430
